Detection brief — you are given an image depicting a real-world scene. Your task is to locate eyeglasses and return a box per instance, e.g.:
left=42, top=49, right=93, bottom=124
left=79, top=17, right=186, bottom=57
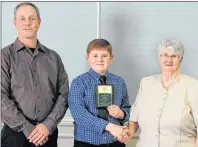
left=15, top=17, right=38, bottom=23
left=160, top=53, right=181, bottom=60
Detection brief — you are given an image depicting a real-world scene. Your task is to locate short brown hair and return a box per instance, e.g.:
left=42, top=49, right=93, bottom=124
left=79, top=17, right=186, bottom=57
left=86, top=39, right=112, bottom=56
left=14, top=2, right=41, bottom=20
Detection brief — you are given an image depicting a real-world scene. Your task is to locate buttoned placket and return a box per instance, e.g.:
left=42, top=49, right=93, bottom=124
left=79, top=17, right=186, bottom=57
left=28, top=51, right=42, bottom=120
left=156, top=89, right=168, bottom=147
left=157, top=74, right=181, bottom=147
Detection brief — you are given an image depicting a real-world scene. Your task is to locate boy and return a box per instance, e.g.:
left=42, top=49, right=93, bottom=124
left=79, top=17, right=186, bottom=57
left=68, top=39, right=130, bottom=147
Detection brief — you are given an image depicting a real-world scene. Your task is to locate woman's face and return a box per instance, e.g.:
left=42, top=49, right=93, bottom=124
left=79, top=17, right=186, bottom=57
left=159, top=48, right=182, bottom=73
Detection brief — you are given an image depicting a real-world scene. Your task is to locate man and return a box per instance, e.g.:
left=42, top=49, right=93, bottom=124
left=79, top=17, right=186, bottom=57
left=1, top=2, right=69, bottom=147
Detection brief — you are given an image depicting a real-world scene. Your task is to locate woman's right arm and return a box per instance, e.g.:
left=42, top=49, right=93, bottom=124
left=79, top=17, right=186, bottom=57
left=127, top=121, right=139, bottom=138
left=119, top=78, right=143, bottom=143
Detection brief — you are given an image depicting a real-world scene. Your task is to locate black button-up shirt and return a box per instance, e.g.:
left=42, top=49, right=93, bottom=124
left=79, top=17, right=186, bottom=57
left=1, top=39, right=69, bottom=138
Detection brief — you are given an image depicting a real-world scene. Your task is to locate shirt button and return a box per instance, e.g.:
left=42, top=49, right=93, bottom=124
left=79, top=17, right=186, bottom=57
left=33, top=69, right=36, bottom=72
left=37, top=96, right=40, bottom=99
left=18, top=126, right=22, bottom=131
left=37, top=110, right=40, bottom=113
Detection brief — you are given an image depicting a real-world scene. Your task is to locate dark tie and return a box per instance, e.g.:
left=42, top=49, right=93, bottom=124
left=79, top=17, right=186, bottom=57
left=99, top=76, right=106, bottom=84
left=97, top=76, right=108, bottom=121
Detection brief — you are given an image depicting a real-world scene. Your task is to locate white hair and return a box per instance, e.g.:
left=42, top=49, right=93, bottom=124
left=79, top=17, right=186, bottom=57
left=158, top=39, right=184, bottom=57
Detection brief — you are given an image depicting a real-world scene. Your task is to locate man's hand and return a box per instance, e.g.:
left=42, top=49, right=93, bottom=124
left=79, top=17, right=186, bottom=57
left=38, top=137, right=48, bottom=146
left=107, top=105, right=124, bottom=119
left=28, top=123, right=49, bottom=146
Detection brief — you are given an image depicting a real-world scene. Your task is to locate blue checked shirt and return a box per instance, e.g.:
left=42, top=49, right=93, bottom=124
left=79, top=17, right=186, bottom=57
left=68, top=68, right=130, bottom=145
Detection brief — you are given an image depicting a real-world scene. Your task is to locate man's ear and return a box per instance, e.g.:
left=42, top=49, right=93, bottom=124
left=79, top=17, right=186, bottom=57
left=13, top=18, right=16, bottom=26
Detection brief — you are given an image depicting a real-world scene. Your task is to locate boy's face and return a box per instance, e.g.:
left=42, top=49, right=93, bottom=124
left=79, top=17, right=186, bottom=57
left=86, top=48, right=113, bottom=75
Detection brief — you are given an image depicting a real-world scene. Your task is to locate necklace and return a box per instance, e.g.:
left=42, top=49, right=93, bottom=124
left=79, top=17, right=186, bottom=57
left=161, top=72, right=182, bottom=90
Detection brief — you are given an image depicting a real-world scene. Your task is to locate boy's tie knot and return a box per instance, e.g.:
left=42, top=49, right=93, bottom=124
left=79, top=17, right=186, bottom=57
left=99, top=76, right=106, bottom=84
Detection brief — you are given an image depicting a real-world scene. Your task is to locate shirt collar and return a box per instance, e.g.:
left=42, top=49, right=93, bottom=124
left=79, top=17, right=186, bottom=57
left=14, top=38, right=46, bottom=53
left=88, top=68, right=110, bottom=81
left=159, top=72, right=183, bottom=90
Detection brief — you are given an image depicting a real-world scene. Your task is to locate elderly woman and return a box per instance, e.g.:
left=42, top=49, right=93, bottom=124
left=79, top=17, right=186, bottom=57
left=123, top=39, right=198, bottom=147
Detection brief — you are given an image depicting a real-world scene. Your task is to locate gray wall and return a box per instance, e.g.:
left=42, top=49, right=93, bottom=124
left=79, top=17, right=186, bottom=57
left=101, top=2, right=198, bottom=103
left=2, top=2, right=198, bottom=106
left=1, top=2, right=198, bottom=146
left=0, top=1, right=2, bottom=58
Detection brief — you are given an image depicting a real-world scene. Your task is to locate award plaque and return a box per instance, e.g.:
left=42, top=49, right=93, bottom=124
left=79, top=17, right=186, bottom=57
left=96, top=85, right=113, bottom=108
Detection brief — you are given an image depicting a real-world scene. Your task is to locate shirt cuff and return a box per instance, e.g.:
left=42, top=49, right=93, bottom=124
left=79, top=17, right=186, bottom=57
left=118, top=109, right=127, bottom=124
left=22, top=123, right=35, bottom=139
left=121, top=110, right=126, bottom=120
left=42, top=119, right=56, bottom=135
left=97, top=120, right=109, bottom=134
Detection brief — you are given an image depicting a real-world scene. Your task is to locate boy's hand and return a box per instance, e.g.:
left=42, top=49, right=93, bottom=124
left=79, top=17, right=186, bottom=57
left=117, top=127, right=131, bottom=143
left=107, top=105, right=124, bottom=119
left=105, top=123, right=124, bottom=138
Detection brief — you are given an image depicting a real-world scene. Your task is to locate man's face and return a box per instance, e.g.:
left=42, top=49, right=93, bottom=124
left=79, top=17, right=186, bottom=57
left=14, top=5, right=41, bottom=39
left=86, top=49, right=113, bottom=75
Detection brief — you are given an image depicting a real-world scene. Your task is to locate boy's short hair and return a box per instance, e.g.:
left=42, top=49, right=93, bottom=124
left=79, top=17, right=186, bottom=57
left=86, top=39, right=112, bottom=56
